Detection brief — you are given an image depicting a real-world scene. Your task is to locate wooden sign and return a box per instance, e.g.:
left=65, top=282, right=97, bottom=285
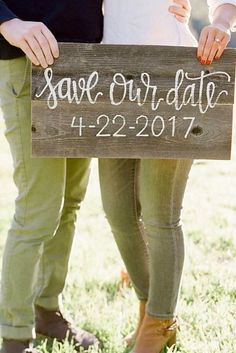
left=31, top=43, right=236, bottom=160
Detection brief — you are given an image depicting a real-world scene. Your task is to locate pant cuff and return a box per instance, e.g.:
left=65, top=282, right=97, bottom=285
left=1, top=324, right=36, bottom=340
left=146, top=309, right=176, bottom=319
left=137, top=297, right=148, bottom=302
left=35, top=296, right=60, bottom=311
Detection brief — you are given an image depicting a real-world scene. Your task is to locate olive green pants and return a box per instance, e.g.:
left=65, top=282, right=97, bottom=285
left=0, top=56, right=90, bottom=339
left=99, top=158, right=192, bottom=318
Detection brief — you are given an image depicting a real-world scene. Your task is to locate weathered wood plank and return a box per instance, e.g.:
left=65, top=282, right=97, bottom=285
left=31, top=43, right=236, bottom=160
left=32, top=44, right=236, bottom=104
left=32, top=101, right=233, bottom=159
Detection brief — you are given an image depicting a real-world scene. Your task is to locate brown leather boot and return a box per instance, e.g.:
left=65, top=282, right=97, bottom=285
left=123, top=300, right=146, bottom=347
left=0, top=339, right=40, bottom=353
left=35, top=305, right=99, bottom=351
left=131, top=315, right=178, bottom=353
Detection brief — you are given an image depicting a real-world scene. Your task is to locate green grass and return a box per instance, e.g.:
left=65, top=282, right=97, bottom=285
left=0, top=109, right=236, bottom=353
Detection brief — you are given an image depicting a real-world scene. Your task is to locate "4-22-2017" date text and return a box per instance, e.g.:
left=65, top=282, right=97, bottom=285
left=71, top=114, right=197, bottom=138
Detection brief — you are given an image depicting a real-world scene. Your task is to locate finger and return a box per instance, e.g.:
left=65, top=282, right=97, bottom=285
left=169, top=6, right=186, bottom=18
left=169, top=6, right=190, bottom=23
left=41, top=25, right=59, bottom=58
left=173, top=0, right=191, bottom=11
left=34, top=32, right=54, bottom=65
left=25, top=35, right=48, bottom=68
left=175, top=14, right=186, bottom=23
left=207, top=33, right=225, bottom=63
left=197, top=28, right=208, bottom=59
left=19, top=40, right=40, bottom=66
left=215, top=36, right=230, bottom=59
left=201, top=30, right=216, bottom=63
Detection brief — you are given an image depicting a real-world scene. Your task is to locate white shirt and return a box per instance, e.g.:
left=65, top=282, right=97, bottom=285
left=208, top=0, right=236, bottom=30
left=103, top=0, right=236, bottom=46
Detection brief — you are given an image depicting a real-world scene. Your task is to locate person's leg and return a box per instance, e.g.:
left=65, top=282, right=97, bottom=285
left=99, top=158, right=149, bottom=347
left=140, top=159, right=193, bottom=318
left=34, top=158, right=99, bottom=351
left=0, top=56, right=67, bottom=341
left=132, top=158, right=193, bottom=353
left=36, top=158, right=91, bottom=310
left=0, top=58, right=97, bottom=351
left=99, top=158, right=149, bottom=301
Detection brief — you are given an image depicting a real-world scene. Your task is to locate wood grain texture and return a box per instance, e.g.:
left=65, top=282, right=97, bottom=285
left=32, top=43, right=236, bottom=160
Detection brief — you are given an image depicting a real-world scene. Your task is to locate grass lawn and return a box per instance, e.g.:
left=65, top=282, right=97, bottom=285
left=0, top=105, right=235, bottom=353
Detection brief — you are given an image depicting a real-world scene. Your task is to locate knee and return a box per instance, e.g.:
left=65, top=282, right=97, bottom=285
left=143, top=216, right=182, bottom=233
left=63, top=199, right=81, bottom=212
left=59, top=200, right=79, bottom=226
left=11, top=202, right=63, bottom=243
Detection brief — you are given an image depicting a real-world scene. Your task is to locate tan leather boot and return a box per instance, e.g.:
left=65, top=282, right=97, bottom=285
left=131, top=315, right=178, bottom=353
left=123, top=300, right=146, bottom=347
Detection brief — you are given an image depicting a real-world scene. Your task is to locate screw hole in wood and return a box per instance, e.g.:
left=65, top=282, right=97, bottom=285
left=191, top=125, right=203, bottom=136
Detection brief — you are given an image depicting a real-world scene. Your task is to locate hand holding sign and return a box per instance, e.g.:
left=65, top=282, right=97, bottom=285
left=0, top=18, right=59, bottom=67
left=197, top=3, right=236, bottom=64
left=198, top=24, right=230, bottom=65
